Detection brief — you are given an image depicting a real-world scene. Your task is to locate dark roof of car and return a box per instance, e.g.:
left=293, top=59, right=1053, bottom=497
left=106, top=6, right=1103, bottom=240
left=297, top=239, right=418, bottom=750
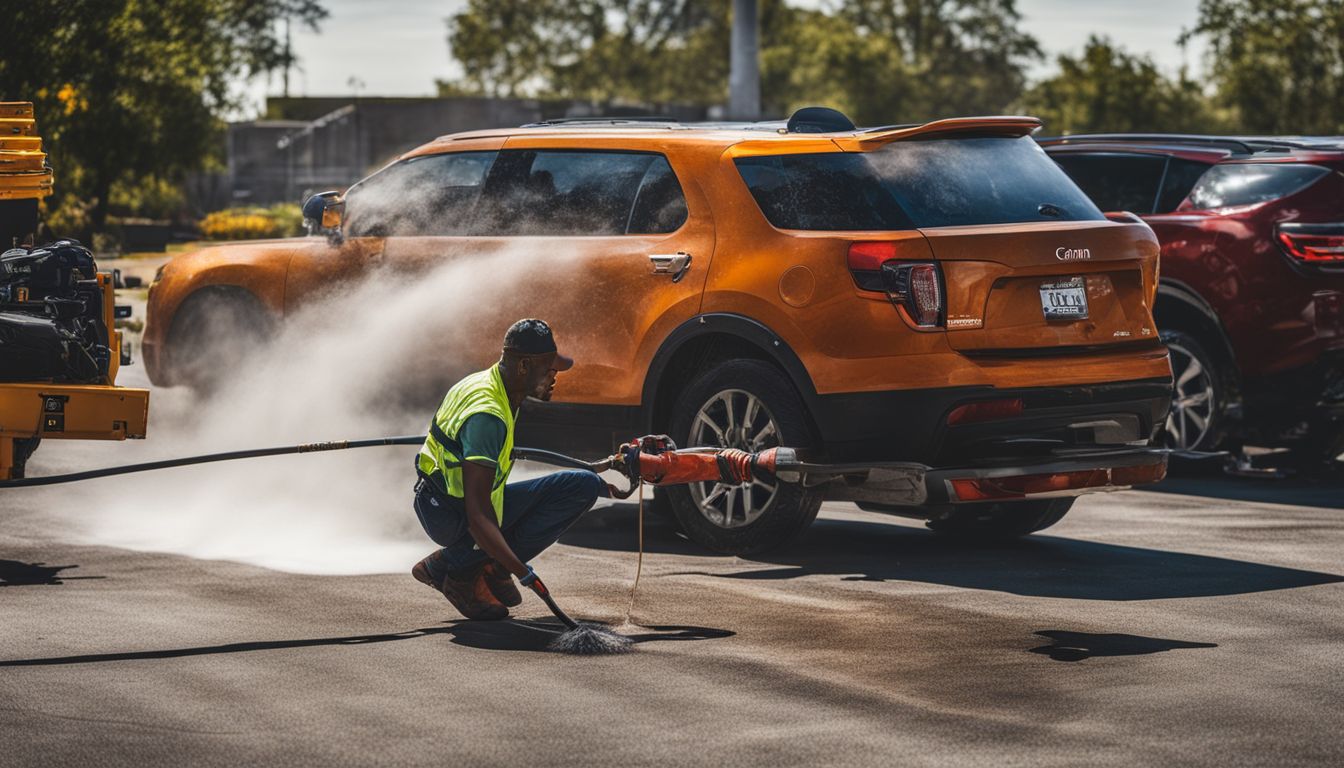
left=1038, top=133, right=1344, bottom=157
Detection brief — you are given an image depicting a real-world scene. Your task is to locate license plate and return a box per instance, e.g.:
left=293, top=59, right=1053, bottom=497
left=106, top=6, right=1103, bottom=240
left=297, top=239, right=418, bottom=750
left=1040, top=277, right=1089, bottom=320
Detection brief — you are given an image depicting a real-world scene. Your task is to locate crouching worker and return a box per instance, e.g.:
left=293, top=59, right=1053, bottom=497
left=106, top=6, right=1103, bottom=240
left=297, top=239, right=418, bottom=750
left=411, top=318, right=609, bottom=620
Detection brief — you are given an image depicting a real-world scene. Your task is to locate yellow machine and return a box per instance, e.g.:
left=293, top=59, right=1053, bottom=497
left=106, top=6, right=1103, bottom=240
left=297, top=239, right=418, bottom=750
left=0, top=102, right=149, bottom=481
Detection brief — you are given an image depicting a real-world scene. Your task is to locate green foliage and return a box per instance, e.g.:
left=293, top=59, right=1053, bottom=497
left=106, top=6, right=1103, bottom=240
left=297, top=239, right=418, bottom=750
left=42, top=198, right=93, bottom=242
left=110, top=176, right=188, bottom=221
left=1184, top=0, right=1344, bottom=133
left=1018, top=36, right=1225, bottom=134
left=0, top=0, right=327, bottom=234
left=817, top=0, right=1043, bottom=124
left=447, top=0, right=737, bottom=104
left=443, top=0, right=1043, bottom=124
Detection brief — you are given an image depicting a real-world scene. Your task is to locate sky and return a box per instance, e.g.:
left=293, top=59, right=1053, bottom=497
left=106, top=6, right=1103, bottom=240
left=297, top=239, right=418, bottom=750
left=235, top=0, right=1207, bottom=116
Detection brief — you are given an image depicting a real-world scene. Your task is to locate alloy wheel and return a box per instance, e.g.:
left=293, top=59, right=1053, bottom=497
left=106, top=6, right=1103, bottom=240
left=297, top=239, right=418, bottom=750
left=688, top=389, right=781, bottom=528
left=1165, top=340, right=1217, bottom=449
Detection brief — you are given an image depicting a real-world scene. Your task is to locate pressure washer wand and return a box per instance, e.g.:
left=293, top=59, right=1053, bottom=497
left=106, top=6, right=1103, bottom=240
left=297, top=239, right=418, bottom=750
left=520, top=573, right=579, bottom=630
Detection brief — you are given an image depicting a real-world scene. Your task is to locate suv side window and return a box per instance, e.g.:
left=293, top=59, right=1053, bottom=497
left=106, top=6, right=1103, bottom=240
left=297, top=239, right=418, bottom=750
left=628, top=156, right=688, bottom=234
left=477, top=150, right=683, bottom=235
left=735, top=153, right=914, bottom=231
left=344, top=151, right=496, bottom=237
left=1052, top=153, right=1167, bottom=214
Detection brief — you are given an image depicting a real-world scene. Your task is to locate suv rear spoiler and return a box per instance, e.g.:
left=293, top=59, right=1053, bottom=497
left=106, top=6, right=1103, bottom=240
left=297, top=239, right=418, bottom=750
left=833, top=116, right=1042, bottom=151
left=728, top=116, right=1043, bottom=157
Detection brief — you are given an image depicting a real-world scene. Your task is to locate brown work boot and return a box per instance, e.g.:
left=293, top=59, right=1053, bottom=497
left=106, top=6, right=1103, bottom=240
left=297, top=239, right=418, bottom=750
left=481, top=560, right=522, bottom=607
left=411, top=557, right=507, bottom=620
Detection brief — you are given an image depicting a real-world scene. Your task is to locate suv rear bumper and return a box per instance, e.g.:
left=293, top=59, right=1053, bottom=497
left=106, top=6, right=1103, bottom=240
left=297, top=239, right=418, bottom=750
left=812, top=377, right=1173, bottom=464
left=798, top=447, right=1169, bottom=508
left=799, top=377, right=1172, bottom=508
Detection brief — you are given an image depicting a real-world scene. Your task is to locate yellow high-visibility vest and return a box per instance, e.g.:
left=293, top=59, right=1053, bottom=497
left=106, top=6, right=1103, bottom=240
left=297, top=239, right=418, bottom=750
left=416, top=365, right=515, bottom=525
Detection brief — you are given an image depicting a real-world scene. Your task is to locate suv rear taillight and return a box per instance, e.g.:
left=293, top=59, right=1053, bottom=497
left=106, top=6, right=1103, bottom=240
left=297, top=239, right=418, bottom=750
left=847, top=242, right=944, bottom=328
left=1277, top=223, right=1344, bottom=265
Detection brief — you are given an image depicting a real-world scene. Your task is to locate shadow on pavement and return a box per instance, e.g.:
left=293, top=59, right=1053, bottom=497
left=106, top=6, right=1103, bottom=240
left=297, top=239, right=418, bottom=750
left=0, top=620, right=734, bottom=666
left=1028, top=630, right=1218, bottom=662
left=445, top=618, right=734, bottom=653
left=0, top=559, right=103, bottom=587
left=0, top=627, right=455, bottom=667
left=1147, top=475, right=1344, bottom=510
left=565, top=506, right=1344, bottom=601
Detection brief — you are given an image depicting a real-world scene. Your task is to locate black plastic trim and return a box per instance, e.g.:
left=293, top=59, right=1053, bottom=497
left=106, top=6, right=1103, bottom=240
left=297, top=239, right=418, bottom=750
left=812, top=378, right=1173, bottom=464
left=640, top=313, right=822, bottom=428
left=1156, top=278, right=1239, bottom=373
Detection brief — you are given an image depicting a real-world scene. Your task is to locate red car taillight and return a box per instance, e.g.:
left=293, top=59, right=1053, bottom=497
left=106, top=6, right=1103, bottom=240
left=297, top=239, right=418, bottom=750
left=847, top=242, right=944, bottom=328
left=946, top=398, right=1025, bottom=426
left=1277, top=223, right=1344, bottom=264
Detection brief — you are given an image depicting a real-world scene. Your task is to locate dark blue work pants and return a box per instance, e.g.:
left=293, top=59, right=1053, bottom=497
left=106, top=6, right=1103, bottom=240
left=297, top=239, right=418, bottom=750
left=413, top=469, right=606, bottom=580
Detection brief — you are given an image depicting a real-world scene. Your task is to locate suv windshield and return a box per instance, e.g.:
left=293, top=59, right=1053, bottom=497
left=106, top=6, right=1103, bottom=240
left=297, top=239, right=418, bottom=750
left=736, top=135, right=1104, bottom=230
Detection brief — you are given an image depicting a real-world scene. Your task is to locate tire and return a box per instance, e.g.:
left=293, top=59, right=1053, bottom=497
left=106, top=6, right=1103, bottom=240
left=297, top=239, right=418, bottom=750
left=648, top=486, right=682, bottom=528
left=1160, top=329, right=1225, bottom=452
left=663, top=359, right=823, bottom=554
left=926, top=498, right=1075, bottom=540
left=165, top=289, right=274, bottom=393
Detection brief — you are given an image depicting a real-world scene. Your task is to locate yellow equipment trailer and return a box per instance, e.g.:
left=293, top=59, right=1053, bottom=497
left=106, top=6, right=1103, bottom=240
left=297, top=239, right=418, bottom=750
left=0, top=102, right=149, bottom=481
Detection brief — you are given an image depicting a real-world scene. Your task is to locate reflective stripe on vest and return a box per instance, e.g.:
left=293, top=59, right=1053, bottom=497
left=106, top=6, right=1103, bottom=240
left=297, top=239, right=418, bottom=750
left=416, top=365, right=515, bottom=525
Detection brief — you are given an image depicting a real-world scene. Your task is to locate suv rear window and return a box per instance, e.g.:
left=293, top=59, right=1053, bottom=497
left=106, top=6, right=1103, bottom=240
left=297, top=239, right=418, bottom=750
left=1185, top=163, right=1330, bottom=210
left=736, top=136, right=1103, bottom=230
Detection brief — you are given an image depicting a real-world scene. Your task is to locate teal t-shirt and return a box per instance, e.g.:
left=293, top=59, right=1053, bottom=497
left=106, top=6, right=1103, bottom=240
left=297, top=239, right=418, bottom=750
left=459, top=412, right=507, bottom=467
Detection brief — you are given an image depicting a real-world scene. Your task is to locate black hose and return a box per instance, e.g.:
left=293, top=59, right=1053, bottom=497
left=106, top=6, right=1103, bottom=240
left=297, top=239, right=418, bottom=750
left=511, top=446, right=607, bottom=472
left=0, top=436, right=601, bottom=488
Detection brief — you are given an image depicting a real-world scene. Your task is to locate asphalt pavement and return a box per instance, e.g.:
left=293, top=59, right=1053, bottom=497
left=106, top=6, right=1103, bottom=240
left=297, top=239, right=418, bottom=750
left=4, top=451, right=1343, bottom=766
left=4, top=280, right=1342, bottom=765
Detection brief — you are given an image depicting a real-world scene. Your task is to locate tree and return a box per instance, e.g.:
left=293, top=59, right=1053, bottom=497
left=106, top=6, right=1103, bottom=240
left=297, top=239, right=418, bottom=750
left=445, top=0, right=793, bottom=106
left=0, top=0, right=327, bottom=233
left=442, top=0, right=1042, bottom=125
left=817, top=0, right=1042, bottom=124
left=1183, top=0, right=1344, bottom=134
left=1017, top=36, right=1222, bottom=134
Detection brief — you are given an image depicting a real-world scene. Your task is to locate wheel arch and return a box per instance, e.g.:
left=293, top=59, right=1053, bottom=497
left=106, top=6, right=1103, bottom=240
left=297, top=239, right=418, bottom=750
left=1156, top=279, right=1241, bottom=397
left=162, top=284, right=276, bottom=384
left=641, top=313, right=821, bottom=435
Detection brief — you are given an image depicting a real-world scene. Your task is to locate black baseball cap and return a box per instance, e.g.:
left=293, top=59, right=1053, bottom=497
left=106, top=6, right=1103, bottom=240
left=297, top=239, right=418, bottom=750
left=503, top=318, right=573, bottom=371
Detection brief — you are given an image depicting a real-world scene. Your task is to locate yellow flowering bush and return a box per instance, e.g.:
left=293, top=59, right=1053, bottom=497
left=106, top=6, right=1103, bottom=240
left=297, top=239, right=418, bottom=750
left=198, top=204, right=303, bottom=240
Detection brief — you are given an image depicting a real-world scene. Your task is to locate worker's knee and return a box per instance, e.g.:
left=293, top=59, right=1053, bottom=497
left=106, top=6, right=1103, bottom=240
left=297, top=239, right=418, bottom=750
left=576, top=469, right=606, bottom=504
left=550, top=469, right=604, bottom=507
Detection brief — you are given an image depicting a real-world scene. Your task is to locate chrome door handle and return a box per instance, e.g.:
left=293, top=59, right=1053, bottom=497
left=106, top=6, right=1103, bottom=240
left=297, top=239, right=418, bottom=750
left=649, top=252, right=692, bottom=283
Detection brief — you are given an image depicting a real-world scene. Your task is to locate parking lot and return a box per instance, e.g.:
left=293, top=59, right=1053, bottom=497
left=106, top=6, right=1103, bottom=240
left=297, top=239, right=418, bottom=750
left=4, top=422, right=1341, bottom=765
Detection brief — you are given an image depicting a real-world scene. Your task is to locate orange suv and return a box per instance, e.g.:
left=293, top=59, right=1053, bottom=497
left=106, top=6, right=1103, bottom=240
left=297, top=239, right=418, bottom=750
left=144, top=107, right=1172, bottom=553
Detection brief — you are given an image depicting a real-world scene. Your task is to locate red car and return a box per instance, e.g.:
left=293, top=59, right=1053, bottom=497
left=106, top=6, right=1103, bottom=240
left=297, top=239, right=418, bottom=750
left=1041, top=135, right=1344, bottom=464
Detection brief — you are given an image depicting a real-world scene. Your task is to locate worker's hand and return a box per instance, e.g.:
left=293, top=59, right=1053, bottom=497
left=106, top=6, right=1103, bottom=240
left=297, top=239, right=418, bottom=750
left=517, top=565, right=538, bottom=587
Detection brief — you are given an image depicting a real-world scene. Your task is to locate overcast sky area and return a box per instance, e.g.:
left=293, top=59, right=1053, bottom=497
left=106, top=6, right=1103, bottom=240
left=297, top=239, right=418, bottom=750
left=235, top=0, right=1206, bottom=116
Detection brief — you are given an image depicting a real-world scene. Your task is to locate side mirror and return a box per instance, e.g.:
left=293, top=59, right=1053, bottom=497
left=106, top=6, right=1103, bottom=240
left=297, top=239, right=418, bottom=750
left=302, top=191, right=345, bottom=242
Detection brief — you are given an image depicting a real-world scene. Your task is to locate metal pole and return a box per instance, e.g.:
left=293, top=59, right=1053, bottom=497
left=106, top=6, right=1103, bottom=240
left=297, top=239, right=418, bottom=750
left=729, top=0, right=760, bottom=121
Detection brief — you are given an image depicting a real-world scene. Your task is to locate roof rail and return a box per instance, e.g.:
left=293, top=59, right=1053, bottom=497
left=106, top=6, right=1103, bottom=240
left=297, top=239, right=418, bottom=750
left=1235, top=136, right=1344, bottom=151
left=1040, top=133, right=1257, bottom=154
left=519, top=116, right=681, bottom=128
